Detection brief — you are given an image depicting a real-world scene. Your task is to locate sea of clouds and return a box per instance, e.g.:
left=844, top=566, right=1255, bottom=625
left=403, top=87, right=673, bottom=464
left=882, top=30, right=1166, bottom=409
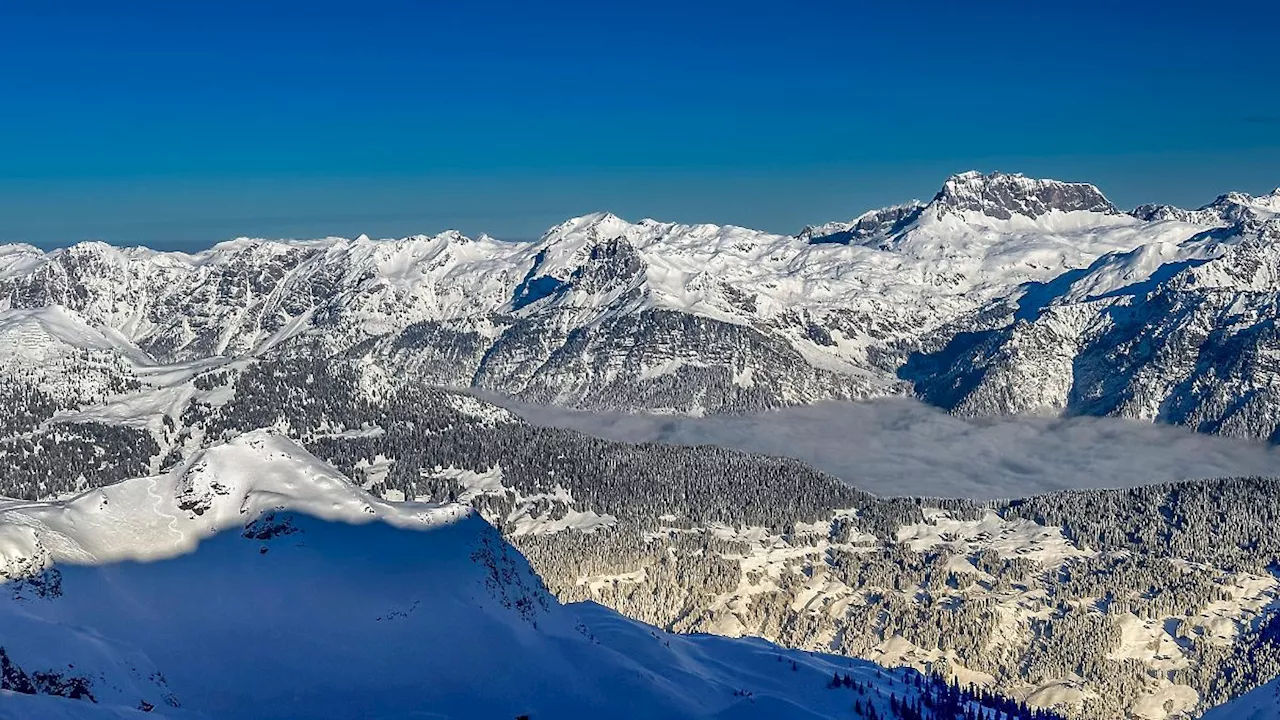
left=494, top=396, right=1280, bottom=499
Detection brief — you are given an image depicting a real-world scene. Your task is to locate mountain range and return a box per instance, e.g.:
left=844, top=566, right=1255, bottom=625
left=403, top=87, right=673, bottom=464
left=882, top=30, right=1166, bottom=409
left=3, top=171, right=1280, bottom=720
left=2, top=171, right=1277, bottom=436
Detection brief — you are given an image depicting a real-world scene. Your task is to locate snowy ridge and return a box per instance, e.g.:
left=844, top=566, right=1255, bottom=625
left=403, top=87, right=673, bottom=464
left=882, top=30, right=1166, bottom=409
left=0, top=306, right=151, bottom=422
left=0, top=431, right=466, bottom=576
left=796, top=201, right=926, bottom=246
left=0, top=307, right=146, bottom=364
left=1132, top=188, right=1280, bottom=226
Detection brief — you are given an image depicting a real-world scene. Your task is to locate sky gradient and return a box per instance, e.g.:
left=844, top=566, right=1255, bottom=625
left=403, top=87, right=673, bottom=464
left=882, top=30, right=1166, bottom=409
left=3, top=0, right=1278, bottom=249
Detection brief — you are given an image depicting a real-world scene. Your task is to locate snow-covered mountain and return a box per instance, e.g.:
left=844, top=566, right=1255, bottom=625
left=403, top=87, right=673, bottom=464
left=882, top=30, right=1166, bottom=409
left=908, top=188, right=1280, bottom=438
left=6, top=171, right=1274, bottom=427
left=0, top=432, right=1041, bottom=720
left=1132, top=188, right=1280, bottom=228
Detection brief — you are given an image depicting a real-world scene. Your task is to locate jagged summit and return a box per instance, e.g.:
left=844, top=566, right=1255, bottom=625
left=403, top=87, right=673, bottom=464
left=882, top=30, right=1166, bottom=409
left=1261, top=188, right=1280, bottom=210
left=797, top=201, right=926, bottom=245
left=927, top=171, right=1121, bottom=220
left=540, top=211, right=633, bottom=242
left=1131, top=187, right=1280, bottom=227
left=797, top=171, right=1124, bottom=246
left=1218, top=188, right=1280, bottom=212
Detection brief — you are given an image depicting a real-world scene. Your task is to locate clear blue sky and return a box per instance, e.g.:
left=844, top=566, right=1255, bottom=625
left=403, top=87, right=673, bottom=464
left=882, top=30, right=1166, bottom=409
left=2, top=0, right=1277, bottom=249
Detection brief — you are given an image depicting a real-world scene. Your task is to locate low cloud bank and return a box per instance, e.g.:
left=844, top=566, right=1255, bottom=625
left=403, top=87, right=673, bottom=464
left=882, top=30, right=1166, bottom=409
left=492, top=396, right=1280, bottom=500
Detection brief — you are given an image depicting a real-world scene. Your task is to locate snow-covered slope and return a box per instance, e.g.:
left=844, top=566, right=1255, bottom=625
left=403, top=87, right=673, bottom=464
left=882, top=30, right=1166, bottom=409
left=908, top=188, right=1280, bottom=438
left=0, top=306, right=144, bottom=408
left=1199, top=677, right=1280, bottom=720
left=0, top=431, right=467, bottom=572
left=0, top=432, right=1036, bottom=720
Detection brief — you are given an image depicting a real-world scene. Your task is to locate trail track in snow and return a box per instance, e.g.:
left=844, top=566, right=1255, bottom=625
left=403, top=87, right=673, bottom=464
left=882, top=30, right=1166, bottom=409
left=145, top=474, right=183, bottom=542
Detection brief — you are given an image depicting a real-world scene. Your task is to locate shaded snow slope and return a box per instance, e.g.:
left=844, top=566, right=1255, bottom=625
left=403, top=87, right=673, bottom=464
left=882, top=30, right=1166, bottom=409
left=1198, top=677, right=1280, bottom=720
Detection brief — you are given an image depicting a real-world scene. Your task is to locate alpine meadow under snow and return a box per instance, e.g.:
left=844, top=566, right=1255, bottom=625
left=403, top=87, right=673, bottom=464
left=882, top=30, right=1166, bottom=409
left=2, top=171, right=1280, bottom=719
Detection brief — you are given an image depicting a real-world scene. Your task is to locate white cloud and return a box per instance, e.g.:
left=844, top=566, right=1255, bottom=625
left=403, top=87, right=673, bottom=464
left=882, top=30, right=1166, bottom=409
left=493, top=396, right=1280, bottom=499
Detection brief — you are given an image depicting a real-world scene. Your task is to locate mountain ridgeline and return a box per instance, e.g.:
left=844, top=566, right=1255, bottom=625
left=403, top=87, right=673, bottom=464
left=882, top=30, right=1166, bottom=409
left=1, top=171, right=1278, bottom=436
left=2, top=171, right=1280, bottom=719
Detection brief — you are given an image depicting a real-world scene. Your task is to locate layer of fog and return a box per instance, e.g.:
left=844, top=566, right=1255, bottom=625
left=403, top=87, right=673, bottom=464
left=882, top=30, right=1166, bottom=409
left=491, top=396, right=1280, bottom=499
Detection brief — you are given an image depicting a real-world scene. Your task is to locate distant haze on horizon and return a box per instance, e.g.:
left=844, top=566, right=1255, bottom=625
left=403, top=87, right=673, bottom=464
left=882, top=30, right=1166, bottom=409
left=2, top=1, right=1278, bottom=251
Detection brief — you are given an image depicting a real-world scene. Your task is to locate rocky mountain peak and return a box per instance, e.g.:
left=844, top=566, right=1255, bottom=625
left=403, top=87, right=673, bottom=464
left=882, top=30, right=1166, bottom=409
left=1210, top=189, right=1280, bottom=216
left=1137, top=188, right=1280, bottom=227
left=797, top=202, right=926, bottom=246
left=929, top=171, right=1120, bottom=220
left=542, top=212, right=633, bottom=244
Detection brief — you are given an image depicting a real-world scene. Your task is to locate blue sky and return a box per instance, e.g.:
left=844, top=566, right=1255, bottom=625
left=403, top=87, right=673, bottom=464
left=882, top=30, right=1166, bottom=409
left=2, top=0, right=1277, bottom=248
